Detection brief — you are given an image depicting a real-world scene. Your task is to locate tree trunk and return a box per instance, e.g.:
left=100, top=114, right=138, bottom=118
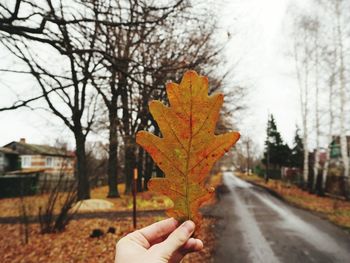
left=107, top=110, right=120, bottom=197
left=144, top=154, right=153, bottom=190
left=75, top=132, right=90, bottom=200
left=313, top=25, right=320, bottom=193
left=265, top=141, right=270, bottom=183
left=322, top=152, right=329, bottom=193
left=137, top=147, right=144, bottom=192
left=155, top=164, right=163, bottom=178
left=118, top=58, right=133, bottom=194
left=293, top=27, right=309, bottom=189
left=322, top=41, right=336, bottom=194
left=322, top=83, right=333, bottom=194
left=303, top=130, right=309, bottom=188
left=124, top=135, right=136, bottom=194
left=246, top=139, right=250, bottom=175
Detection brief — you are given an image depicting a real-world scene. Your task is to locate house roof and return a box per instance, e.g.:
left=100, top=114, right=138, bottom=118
left=3, top=141, right=74, bottom=157
left=331, top=135, right=350, bottom=144
left=0, top=147, right=18, bottom=155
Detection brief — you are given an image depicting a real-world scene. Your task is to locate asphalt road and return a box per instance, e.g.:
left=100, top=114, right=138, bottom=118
left=210, top=172, right=350, bottom=263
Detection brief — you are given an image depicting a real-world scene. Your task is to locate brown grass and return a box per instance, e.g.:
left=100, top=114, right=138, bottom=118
left=0, top=184, right=172, bottom=218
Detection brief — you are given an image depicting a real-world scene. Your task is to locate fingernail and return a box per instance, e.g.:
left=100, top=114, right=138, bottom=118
left=196, top=239, right=204, bottom=250
left=172, top=218, right=180, bottom=226
left=181, top=220, right=195, bottom=234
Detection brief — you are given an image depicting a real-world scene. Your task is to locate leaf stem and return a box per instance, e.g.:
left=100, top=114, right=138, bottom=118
left=186, top=81, right=193, bottom=221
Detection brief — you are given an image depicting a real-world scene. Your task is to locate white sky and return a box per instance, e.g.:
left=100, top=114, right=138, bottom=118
left=0, top=0, right=310, bottom=153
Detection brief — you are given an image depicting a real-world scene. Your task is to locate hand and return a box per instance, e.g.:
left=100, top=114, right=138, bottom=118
left=115, top=218, right=203, bottom=263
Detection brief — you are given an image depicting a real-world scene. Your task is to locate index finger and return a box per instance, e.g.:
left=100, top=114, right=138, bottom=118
left=137, top=218, right=179, bottom=244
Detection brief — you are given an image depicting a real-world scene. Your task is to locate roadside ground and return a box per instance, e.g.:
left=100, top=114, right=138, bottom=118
left=0, top=173, right=222, bottom=262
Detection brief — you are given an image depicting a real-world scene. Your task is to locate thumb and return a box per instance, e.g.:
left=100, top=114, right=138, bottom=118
left=156, top=220, right=195, bottom=259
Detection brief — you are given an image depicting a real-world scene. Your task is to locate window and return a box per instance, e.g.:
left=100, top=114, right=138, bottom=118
left=0, top=153, right=3, bottom=167
left=21, top=156, right=32, bottom=168
left=46, top=157, right=53, bottom=167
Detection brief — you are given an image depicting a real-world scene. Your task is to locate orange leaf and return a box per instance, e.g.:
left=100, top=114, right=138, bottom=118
left=136, top=70, right=240, bottom=227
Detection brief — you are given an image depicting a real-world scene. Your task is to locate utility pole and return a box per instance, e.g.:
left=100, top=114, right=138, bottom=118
left=266, top=143, right=270, bottom=183
left=246, top=139, right=250, bottom=175
left=132, top=168, right=138, bottom=229
left=265, top=113, right=270, bottom=183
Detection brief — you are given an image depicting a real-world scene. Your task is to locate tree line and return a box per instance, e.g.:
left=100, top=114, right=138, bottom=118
left=290, top=0, right=350, bottom=196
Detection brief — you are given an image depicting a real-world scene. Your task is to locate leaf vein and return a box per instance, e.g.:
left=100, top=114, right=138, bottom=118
left=192, top=95, right=221, bottom=139
left=160, top=106, right=188, bottom=154
left=143, top=137, right=186, bottom=176
left=189, top=139, right=230, bottom=172
left=172, top=87, right=190, bottom=118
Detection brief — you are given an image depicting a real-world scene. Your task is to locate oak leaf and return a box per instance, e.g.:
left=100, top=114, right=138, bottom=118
left=136, top=70, right=240, bottom=227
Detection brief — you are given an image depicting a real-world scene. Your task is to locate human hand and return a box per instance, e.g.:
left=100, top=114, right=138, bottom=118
left=115, top=218, right=203, bottom=263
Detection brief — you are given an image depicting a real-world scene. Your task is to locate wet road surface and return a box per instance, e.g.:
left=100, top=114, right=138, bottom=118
left=210, top=172, right=350, bottom=263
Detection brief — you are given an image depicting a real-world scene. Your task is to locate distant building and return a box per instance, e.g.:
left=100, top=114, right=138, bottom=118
left=330, top=135, right=350, bottom=159
left=3, top=138, right=75, bottom=177
left=0, top=147, right=19, bottom=174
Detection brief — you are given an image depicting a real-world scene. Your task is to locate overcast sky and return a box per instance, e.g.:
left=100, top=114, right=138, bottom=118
left=220, top=0, right=311, bottom=152
left=0, top=0, right=310, bottom=153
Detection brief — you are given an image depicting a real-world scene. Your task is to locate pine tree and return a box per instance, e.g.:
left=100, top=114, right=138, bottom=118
left=263, top=114, right=291, bottom=169
left=290, top=126, right=304, bottom=169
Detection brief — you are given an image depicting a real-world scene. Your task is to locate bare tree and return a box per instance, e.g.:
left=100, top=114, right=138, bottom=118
left=87, top=0, right=186, bottom=197
left=18, top=191, right=30, bottom=244
left=0, top=0, right=105, bottom=199
left=0, top=0, right=185, bottom=199
left=293, top=16, right=313, bottom=188
left=334, top=0, right=349, bottom=185
left=312, top=17, right=321, bottom=192
left=321, top=13, right=338, bottom=194
left=103, top=1, right=234, bottom=194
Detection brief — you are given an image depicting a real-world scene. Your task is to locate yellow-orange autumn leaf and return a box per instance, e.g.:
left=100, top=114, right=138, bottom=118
left=136, top=70, right=240, bottom=226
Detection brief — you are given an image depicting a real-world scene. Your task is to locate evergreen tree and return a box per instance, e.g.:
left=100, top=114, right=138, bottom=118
left=263, top=114, right=291, bottom=168
left=290, top=126, right=304, bottom=168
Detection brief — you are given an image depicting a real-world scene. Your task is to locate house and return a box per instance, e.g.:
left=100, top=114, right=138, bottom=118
left=0, top=147, right=19, bottom=174
left=3, top=138, right=75, bottom=177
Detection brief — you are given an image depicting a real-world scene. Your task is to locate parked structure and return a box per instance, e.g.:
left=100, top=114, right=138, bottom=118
left=330, top=135, right=350, bottom=160
left=3, top=138, right=75, bottom=177
left=325, top=136, right=350, bottom=196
